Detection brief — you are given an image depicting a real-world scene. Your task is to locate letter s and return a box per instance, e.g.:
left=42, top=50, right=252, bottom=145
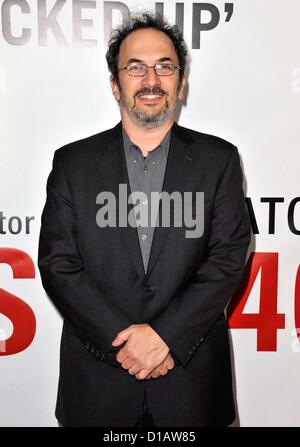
left=0, top=248, right=36, bottom=355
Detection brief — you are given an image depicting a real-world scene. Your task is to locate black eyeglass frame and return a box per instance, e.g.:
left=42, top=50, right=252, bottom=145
left=118, top=62, right=181, bottom=77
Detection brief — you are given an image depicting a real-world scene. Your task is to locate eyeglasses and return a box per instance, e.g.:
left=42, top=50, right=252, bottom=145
left=118, top=62, right=181, bottom=77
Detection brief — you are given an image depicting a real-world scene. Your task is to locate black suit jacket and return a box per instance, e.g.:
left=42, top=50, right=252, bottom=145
left=38, top=121, right=251, bottom=427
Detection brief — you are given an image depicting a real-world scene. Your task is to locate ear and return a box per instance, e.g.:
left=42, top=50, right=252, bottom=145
left=110, top=75, right=120, bottom=102
left=178, top=75, right=187, bottom=101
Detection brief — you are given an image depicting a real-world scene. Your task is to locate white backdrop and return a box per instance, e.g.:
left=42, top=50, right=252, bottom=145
left=0, top=0, right=299, bottom=426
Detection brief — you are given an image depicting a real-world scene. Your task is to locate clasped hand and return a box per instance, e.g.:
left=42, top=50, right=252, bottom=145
left=111, top=323, right=175, bottom=380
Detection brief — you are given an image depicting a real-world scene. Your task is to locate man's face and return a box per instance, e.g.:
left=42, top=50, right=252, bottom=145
left=110, top=28, right=186, bottom=128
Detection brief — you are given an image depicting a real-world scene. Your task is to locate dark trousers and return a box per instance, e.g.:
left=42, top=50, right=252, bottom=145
left=135, top=390, right=155, bottom=427
left=59, top=391, right=155, bottom=427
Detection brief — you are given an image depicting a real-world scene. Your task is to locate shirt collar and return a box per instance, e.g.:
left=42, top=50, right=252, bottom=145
left=122, top=126, right=171, bottom=159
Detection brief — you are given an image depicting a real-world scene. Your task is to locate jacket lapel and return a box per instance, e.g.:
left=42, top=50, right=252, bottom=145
left=145, top=122, right=196, bottom=278
left=95, top=121, right=145, bottom=279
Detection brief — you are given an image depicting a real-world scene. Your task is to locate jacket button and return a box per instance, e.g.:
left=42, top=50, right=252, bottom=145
left=99, top=354, right=106, bottom=360
left=143, top=285, right=154, bottom=294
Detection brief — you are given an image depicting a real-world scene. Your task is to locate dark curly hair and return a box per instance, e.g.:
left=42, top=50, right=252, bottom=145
left=106, top=12, right=187, bottom=87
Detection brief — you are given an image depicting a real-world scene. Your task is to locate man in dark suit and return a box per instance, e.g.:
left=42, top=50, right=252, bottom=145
left=38, top=13, right=251, bottom=427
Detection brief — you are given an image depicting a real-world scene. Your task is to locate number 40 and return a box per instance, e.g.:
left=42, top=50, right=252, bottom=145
left=228, top=252, right=300, bottom=351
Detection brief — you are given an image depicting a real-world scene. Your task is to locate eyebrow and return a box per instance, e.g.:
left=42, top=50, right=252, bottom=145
left=126, top=57, right=174, bottom=64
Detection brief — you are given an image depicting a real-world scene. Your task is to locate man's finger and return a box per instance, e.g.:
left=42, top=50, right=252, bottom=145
left=112, top=328, right=132, bottom=346
left=135, top=369, right=151, bottom=380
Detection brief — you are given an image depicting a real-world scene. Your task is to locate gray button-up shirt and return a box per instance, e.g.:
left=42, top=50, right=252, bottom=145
left=122, top=127, right=171, bottom=273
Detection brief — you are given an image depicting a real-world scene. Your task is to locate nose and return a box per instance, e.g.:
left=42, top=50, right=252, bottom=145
left=141, top=66, right=161, bottom=87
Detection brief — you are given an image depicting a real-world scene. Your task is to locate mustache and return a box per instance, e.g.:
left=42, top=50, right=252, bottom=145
left=134, top=87, right=166, bottom=98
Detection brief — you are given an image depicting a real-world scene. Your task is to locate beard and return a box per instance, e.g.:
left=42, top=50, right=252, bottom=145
left=119, top=86, right=178, bottom=129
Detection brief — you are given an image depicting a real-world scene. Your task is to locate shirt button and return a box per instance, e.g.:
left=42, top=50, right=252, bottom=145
left=143, top=166, right=148, bottom=171
left=141, top=234, right=147, bottom=241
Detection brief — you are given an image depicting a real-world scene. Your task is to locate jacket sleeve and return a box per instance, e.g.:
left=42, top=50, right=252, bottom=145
left=38, top=149, right=131, bottom=367
left=149, top=147, right=251, bottom=368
